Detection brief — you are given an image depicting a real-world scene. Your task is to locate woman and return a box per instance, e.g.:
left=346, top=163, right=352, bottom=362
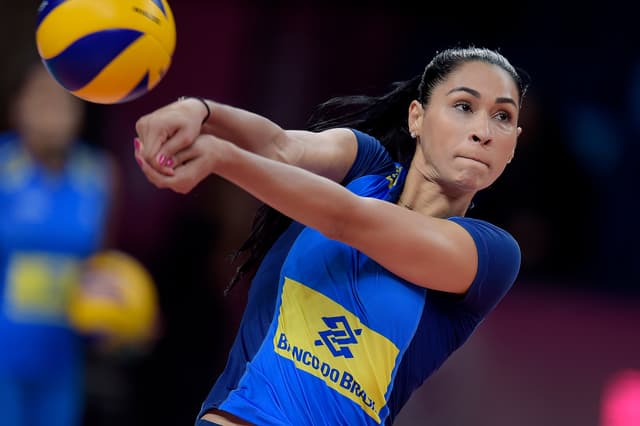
left=0, top=61, right=120, bottom=426
left=135, top=46, right=527, bottom=425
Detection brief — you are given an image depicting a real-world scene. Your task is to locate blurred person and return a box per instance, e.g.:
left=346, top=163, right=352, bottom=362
left=0, top=59, right=121, bottom=426
left=135, top=46, right=527, bottom=425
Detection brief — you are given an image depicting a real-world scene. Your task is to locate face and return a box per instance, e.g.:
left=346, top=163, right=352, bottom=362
left=12, top=64, right=84, bottom=154
left=409, top=61, right=522, bottom=194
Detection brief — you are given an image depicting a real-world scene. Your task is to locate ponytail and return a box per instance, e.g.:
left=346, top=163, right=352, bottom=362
left=306, top=75, right=420, bottom=166
left=226, top=46, right=528, bottom=295
left=224, top=75, right=421, bottom=294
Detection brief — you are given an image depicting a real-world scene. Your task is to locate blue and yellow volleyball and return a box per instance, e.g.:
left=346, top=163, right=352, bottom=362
left=35, top=0, right=176, bottom=104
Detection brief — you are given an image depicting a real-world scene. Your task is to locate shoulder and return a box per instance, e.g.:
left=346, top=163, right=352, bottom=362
left=346, top=129, right=387, bottom=155
left=339, top=128, right=396, bottom=185
left=448, top=217, right=520, bottom=255
left=446, top=216, right=521, bottom=317
left=68, top=142, right=116, bottom=189
left=0, top=133, right=31, bottom=187
left=0, top=132, right=20, bottom=159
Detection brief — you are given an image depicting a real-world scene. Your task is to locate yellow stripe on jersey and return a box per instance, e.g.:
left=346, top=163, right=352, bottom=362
left=274, top=277, right=399, bottom=424
left=5, top=252, right=80, bottom=323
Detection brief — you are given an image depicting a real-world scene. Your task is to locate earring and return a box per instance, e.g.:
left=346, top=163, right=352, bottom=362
left=410, top=132, right=416, bottom=138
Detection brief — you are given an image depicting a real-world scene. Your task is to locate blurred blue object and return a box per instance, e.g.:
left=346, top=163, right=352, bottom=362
left=0, top=62, right=117, bottom=426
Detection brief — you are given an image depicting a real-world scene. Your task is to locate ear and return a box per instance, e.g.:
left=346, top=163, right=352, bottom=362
left=408, top=100, right=424, bottom=137
left=506, top=127, right=522, bottom=164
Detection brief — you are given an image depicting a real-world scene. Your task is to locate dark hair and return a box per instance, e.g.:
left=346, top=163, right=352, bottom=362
left=225, top=46, right=528, bottom=294
left=419, top=46, right=528, bottom=108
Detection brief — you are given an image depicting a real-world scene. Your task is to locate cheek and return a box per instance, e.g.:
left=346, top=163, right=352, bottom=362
left=503, top=137, right=518, bottom=158
left=494, top=129, right=517, bottom=154
left=489, top=137, right=518, bottom=177
left=421, top=118, right=458, bottom=158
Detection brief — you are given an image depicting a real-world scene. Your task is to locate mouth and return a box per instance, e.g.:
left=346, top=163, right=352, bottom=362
left=457, top=156, right=489, bottom=168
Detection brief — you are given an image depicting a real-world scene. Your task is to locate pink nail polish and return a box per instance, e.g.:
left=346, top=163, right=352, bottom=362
left=135, top=157, right=143, bottom=167
left=165, top=158, right=174, bottom=167
left=134, top=138, right=141, bottom=152
left=157, top=154, right=166, bottom=165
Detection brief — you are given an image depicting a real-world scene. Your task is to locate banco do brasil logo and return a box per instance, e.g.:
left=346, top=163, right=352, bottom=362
left=314, top=316, right=362, bottom=358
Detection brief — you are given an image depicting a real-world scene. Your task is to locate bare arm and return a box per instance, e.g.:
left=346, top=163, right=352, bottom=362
left=135, top=98, right=358, bottom=184
left=137, top=135, right=478, bottom=294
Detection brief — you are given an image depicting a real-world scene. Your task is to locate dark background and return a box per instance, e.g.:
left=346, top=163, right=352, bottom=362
left=1, top=2, right=639, bottom=425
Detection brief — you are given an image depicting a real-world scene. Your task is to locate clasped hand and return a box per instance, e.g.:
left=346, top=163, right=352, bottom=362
left=133, top=99, right=226, bottom=194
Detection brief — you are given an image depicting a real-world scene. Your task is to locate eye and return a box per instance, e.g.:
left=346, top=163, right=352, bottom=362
left=494, top=111, right=512, bottom=121
left=454, top=102, right=472, bottom=113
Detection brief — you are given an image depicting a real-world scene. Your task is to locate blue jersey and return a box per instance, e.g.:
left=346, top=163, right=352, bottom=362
left=0, top=134, right=112, bottom=379
left=200, top=130, right=396, bottom=411
left=199, top=131, right=520, bottom=424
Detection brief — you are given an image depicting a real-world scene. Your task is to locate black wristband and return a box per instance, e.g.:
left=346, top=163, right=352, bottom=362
left=178, top=96, right=211, bottom=125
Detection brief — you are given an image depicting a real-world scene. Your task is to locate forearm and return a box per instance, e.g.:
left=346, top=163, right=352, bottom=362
left=213, top=144, right=478, bottom=293
left=201, top=100, right=288, bottom=160
left=215, top=139, right=355, bottom=239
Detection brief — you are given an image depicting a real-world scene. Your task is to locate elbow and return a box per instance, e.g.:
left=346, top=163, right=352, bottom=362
left=270, top=129, right=295, bottom=163
left=320, top=195, right=363, bottom=243
left=322, top=219, right=346, bottom=242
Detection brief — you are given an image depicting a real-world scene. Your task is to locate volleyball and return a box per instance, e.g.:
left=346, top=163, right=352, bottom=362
left=68, top=250, right=159, bottom=348
left=35, top=0, right=176, bottom=104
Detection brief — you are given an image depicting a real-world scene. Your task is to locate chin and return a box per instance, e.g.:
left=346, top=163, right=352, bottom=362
left=451, top=171, right=486, bottom=192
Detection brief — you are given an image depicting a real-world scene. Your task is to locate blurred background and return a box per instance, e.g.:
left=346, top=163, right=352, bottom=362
left=1, top=1, right=639, bottom=425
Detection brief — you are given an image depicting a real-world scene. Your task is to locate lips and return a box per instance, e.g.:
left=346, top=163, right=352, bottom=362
left=458, top=156, right=489, bottom=168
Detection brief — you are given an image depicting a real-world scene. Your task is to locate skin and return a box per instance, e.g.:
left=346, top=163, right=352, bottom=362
left=401, top=60, right=522, bottom=218
left=11, top=65, right=84, bottom=172
left=136, top=61, right=522, bottom=290
left=135, top=60, right=522, bottom=426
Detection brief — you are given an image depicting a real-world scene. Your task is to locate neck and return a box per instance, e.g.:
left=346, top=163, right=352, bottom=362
left=23, top=142, right=68, bottom=173
left=398, top=166, right=475, bottom=218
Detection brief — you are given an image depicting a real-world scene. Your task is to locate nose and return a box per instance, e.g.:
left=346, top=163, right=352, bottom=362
left=471, top=134, right=491, bottom=145
left=471, top=115, right=492, bottom=145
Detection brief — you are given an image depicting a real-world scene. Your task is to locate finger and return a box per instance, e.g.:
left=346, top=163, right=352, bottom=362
left=136, top=106, right=183, bottom=166
left=133, top=137, right=143, bottom=155
left=163, top=132, right=218, bottom=170
left=136, top=154, right=167, bottom=188
left=134, top=114, right=148, bottom=144
left=157, top=114, right=203, bottom=158
left=170, top=145, right=201, bottom=169
left=136, top=132, right=177, bottom=178
left=170, top=155, right=207, bottom=194
left=136, top=113, right=168, bottom=159
left=139, top=116, right=175, bottom=167
left=153, top=97, right=213, bottom=166
left=153, top=125, right=198, bottom=170
left=135, top=152, right=173, bottom=189
left=138, top=106, right=201, bottom=174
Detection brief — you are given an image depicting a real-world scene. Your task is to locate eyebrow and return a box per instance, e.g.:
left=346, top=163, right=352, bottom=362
left=446, top=86, right=517, bottom=108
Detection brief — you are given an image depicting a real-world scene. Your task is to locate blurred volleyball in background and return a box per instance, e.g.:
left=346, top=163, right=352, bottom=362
left=35, top=0, right=176, bottom=104
left=68, top=250, right=159, bottom=349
